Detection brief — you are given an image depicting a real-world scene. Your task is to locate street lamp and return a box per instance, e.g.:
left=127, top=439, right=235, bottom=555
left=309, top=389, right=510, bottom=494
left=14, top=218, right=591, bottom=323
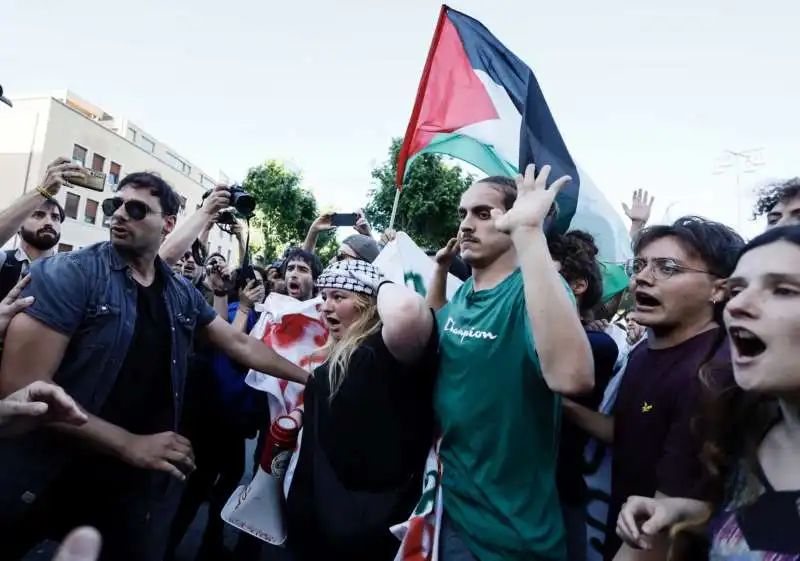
left=713, top=148, right=766, bottom=231
left=0, top=85, right=11, bottom=108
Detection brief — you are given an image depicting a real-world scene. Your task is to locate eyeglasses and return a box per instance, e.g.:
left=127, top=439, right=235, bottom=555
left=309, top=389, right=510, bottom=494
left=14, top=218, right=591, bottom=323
left=101, top=197, right=160, bottom=221
left=625, top=258, right=714, bottom=280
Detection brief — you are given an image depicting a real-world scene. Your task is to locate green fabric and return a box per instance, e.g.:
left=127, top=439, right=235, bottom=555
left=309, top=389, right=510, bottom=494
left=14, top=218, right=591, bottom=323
left=405, top=132, right=518, bottom=179
left=434, top=269, right=567, bottom=561
left=600, top=261, right=629, bottom=302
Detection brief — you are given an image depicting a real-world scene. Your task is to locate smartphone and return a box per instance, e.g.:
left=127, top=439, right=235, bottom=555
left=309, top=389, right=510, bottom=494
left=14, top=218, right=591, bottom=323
left=69, top=168, right=107, bottom=193
left=330, top=212, right=358, bottom=227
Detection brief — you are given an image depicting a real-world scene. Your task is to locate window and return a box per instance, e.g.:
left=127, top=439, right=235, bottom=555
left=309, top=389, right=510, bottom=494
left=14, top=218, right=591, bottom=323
left=72, top=144, right=87, bottom=166
left=64, top=192, right=80, bottom=219
left=166, top=152, right=191, bottom=175
left=91, top=153, right=105, bottom=172
left=84, top=199, right=98, bottom=224
left=109, top=162, right=121, bottom=186
left=200, top=174, right=215, bottom=189
left=57, top=243, right=74, bottom=253
left=139, top=136, right=155, bottom=153
left=177, top=195, right=187, bottom=216
left=126, top=127, right=137, bottom=143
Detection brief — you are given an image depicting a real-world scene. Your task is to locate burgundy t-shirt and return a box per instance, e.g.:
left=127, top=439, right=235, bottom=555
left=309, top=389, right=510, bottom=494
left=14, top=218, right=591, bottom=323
left=604, top=327, right=731, bottom=560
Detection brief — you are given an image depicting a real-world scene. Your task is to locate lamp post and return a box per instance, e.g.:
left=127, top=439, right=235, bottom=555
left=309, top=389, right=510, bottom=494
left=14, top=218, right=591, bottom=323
left=0, top=85, right=11, bottom=108
left=713, top=148, right=765, bottom=231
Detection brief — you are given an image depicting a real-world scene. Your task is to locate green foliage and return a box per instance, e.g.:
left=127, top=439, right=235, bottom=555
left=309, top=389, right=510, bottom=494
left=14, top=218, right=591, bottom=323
left=364, top=138, right=474, bottom=251
left=243, top=160, right=332, bottom=262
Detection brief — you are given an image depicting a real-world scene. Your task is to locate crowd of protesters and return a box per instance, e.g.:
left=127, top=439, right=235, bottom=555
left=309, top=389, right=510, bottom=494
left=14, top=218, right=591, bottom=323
left=0, top=155, right=799, bottom=561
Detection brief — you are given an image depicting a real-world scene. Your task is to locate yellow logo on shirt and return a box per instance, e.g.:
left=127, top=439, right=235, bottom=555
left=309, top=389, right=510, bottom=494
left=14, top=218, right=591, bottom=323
left=641, top=402, right=653, bottom=413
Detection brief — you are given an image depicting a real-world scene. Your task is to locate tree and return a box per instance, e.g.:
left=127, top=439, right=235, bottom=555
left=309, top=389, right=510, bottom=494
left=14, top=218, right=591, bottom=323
left=364, top=138, right=474, bottom=251
left=243, top=160, right=337, bottom=263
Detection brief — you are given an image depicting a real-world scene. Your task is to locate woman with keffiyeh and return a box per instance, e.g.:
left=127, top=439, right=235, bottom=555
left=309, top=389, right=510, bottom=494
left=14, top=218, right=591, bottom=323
left=284, top=259, right=439, bottom=560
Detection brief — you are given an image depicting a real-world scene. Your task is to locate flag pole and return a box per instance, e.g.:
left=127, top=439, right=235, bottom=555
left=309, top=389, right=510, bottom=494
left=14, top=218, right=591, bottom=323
left=388, top=187, right=402, bottom=230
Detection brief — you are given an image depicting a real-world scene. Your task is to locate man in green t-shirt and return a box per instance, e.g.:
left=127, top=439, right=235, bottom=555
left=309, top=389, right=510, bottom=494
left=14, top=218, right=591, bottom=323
left=427, top=165, right=594, bottom=561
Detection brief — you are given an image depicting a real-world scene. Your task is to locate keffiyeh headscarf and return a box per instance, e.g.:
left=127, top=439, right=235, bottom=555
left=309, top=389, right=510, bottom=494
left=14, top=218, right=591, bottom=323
left=316, top=259, right=385, bottom=297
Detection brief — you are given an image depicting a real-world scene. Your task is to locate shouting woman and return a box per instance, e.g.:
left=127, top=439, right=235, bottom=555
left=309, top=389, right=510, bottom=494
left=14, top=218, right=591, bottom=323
left=284, top=259, right=438, bottom=560
left=616, top=225, right=800, bottom=560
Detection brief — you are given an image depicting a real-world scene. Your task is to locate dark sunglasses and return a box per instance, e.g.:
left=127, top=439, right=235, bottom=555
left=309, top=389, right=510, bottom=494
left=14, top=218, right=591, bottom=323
left=101, top=197, right=160, bottom=221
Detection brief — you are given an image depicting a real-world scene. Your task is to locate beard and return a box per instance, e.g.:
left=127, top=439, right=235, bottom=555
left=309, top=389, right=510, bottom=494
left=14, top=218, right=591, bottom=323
left=20, top=226, right=60, bottom=251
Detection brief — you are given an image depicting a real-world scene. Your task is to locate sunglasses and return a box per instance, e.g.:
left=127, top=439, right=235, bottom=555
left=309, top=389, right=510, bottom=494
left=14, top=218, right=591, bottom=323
left=101, top=197, right=160, bottom=221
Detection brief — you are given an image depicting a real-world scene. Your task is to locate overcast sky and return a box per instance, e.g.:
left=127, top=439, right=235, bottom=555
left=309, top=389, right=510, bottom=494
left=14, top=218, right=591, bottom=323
left=3, top=0, right=797, bottom=239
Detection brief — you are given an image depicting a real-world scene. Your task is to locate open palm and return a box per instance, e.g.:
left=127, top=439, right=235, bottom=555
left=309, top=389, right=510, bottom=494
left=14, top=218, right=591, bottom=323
left=492, top=164, right=571, bottom=234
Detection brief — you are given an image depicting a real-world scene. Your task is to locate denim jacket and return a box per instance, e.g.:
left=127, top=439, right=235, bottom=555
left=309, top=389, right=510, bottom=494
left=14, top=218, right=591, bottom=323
left=0, top=242, right=216, bottom=522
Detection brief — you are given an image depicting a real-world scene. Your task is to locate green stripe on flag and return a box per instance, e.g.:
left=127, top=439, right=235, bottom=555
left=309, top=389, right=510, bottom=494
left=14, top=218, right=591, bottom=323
left=403, top=133, right=518, bottom=180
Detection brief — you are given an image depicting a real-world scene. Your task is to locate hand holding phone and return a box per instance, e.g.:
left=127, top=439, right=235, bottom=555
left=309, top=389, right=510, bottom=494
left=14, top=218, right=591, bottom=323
left=329, top=213, right=358, bottom=227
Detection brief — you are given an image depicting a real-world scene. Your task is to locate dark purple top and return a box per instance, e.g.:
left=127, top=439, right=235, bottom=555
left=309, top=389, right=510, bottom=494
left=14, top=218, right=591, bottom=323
left=604, top=328, right=730, bottom=560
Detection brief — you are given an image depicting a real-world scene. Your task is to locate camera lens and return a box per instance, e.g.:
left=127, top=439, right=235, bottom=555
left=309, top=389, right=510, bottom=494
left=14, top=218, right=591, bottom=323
left=231, top=191, right=255, bottom=216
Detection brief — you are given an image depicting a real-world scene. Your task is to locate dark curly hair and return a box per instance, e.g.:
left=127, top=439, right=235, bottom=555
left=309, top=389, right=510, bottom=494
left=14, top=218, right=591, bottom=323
left=547, top=230, right=603, bottom=314
left=752, top=178, right=800, bottom=219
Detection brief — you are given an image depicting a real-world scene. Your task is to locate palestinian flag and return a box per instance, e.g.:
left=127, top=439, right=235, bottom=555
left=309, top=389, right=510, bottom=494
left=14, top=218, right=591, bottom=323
left=397, top=5, right=631, bottom=264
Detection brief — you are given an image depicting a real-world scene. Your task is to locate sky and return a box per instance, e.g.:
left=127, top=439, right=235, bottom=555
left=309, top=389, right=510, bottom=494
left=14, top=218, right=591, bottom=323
left=2, top=0, right=798, bottom=241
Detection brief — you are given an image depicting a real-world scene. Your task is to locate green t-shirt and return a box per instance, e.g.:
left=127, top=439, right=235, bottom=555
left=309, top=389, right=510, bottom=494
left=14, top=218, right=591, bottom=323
left=435, top=269, right=566, bottom=561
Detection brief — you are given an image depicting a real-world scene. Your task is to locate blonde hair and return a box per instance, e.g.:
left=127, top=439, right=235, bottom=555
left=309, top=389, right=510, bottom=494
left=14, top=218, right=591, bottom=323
left=324, top=292, right=382, bottom=399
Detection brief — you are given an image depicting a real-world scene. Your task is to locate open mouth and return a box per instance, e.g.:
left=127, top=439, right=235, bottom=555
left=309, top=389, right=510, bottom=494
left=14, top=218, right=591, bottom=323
left=287, top=281, right=300, bottom=295
left=110, top=226, right=128, bottom=236
left=325, top=316, right=341, bottom=329
left=634, top=292, right=661, bottom=308
left=729, top=326, right=767, bottom=360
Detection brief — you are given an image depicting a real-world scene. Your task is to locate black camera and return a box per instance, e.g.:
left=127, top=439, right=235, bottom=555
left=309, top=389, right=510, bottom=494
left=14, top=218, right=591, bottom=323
left=202, top=184, right=256, bottom=219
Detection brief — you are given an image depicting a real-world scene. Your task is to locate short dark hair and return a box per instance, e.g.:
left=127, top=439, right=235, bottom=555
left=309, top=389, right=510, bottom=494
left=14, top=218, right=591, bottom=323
left=281, top=248, right=322, bottom=280
left=478, top=176, right=517, bottom=211
left=633, top=216, right=745, bottom=279
left=118, top=172, right=181, bottom=216
left=548, top=230, right=603, bottom=313
left=41, top=199, right=65, bottom=223
left=753, top=178, right=800, bottom=218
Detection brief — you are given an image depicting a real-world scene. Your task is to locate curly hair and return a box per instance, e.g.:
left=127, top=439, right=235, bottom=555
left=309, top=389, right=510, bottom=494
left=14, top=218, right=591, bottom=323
left=752, top=178, right=800, bottom=218
left=547, top=230, right=603, bottom=314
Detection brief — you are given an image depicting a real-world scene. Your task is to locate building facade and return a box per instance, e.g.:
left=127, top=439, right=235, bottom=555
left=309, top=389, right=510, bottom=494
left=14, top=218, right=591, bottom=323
left=0, top=90, right=237, bottom=261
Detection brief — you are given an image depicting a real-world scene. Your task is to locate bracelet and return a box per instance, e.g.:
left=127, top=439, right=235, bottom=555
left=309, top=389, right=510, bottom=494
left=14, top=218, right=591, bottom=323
left=237, top=306, right=251, bottom=314
left=376, top=280, right=393, bottom=293
left=35, top=185, right=54, bottom=199
left=213, top=290, right=228, bottom=297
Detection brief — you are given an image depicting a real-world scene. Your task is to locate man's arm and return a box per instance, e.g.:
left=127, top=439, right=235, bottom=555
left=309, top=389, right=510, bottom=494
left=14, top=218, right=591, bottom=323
left=516, top=229, right=593, bottom=394
left=203, top=317, right=310, bottom=384
left=0, top=158, right=83, bottom=246
left=159, top=186, right=230, bottom=266
left=0, top=310, right=135, bottom=456
left=562, top=400, right=614, bottom=444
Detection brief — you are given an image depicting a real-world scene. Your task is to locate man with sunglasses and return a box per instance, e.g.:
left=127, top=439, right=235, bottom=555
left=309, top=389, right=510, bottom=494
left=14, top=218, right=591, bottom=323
left=602, top=216, right=743, bottom=561
left=0, top=172, right=310, bottom=561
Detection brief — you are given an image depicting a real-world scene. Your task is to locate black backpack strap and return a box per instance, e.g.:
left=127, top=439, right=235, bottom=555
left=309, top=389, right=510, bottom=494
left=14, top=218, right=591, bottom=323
left=0, top=249, right=23, bottom=301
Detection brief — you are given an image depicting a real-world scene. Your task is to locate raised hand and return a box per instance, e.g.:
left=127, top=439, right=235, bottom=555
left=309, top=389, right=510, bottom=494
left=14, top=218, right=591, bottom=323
left=310, top=213, right=335, bottom=234
left=40, top=157, right=85, bottom=197
left=354, top=210, right=372, bottom=236
left=434, top=238, right=460, bottom=268
left=492, top=164, right=571, bottom=236
left=622, top=189, right=654, bottom=226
